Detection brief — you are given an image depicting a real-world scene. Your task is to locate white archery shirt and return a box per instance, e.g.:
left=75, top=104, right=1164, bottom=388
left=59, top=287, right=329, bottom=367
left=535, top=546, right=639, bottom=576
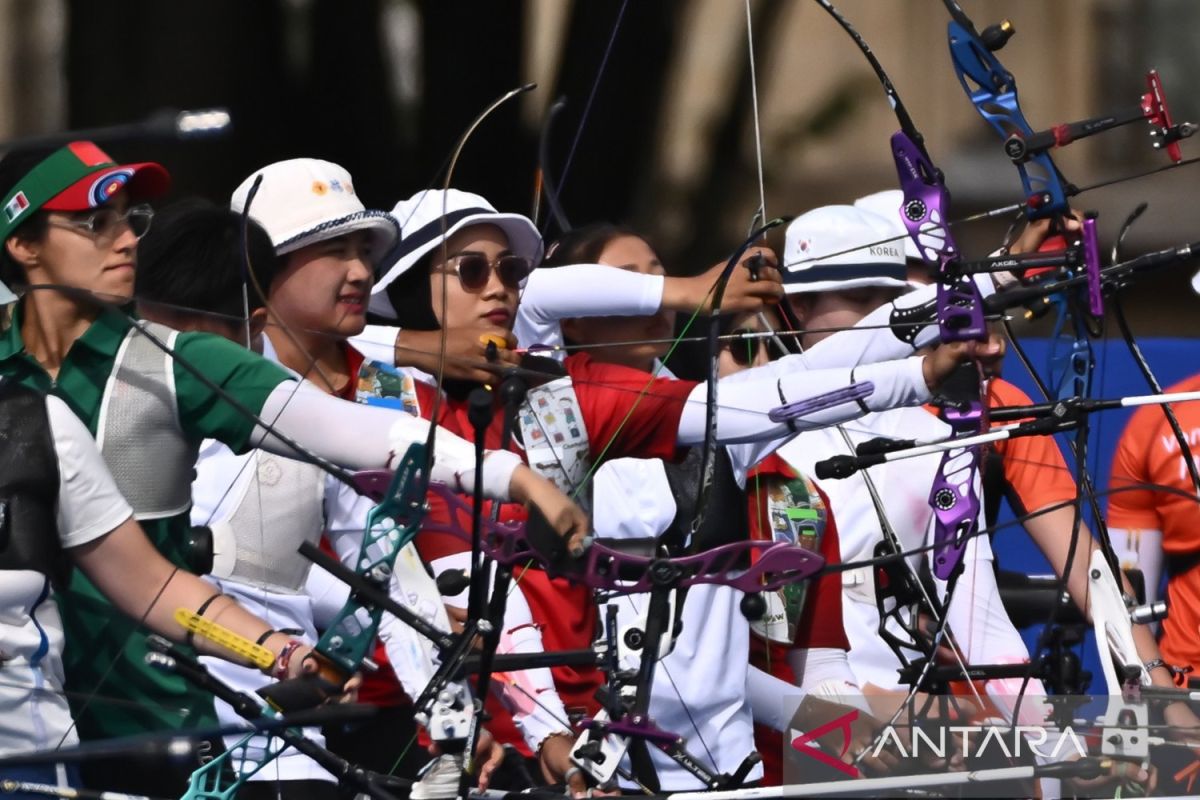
left=779, top=407, right=1034, bottom=692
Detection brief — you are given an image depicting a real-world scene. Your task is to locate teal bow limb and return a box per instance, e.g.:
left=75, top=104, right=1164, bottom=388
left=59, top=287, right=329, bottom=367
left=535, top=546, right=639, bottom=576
left=316, top=444, right=431, bottom=677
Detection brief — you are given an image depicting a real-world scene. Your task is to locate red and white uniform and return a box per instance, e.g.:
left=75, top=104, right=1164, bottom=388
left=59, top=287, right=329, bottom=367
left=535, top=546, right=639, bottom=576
left=746, top=455, right=854, bottom=786
left=191, top=340, right=450, bottom=783
left=412, top=354, right=696, bottom=754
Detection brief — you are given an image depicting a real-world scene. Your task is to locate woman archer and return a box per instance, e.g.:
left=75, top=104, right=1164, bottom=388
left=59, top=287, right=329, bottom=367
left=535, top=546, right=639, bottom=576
left=355, top=189, right=988, bottom=790
left=0, top=144, right=589, bottom=797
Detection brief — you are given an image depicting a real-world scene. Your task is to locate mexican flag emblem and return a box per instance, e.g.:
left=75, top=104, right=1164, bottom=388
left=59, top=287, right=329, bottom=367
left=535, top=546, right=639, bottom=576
left=4, top=191, right=29, bottom=222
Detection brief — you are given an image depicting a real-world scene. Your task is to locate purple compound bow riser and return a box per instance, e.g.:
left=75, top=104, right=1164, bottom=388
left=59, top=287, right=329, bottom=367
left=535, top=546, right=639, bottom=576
left=928, top=399, right=983, bottom=579
left=891, top=131, right=987, bottom=342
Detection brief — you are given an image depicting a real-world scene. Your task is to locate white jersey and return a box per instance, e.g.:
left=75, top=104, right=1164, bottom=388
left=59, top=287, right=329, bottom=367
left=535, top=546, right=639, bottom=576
left=778, top=407, right=1035, bottom=694
left=595, top=453, right=763, bottom=790
left=1, top=396, right=133, bottom=756
left=192, top=440, right=450, bottom=782
left=190, top=339, right=448, bottom=783
left=191, top=441, right=336, bottom=783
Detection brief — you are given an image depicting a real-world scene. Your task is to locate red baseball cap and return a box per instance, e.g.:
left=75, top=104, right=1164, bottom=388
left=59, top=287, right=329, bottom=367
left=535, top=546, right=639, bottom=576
left=40, top=141, right=170, bottom=211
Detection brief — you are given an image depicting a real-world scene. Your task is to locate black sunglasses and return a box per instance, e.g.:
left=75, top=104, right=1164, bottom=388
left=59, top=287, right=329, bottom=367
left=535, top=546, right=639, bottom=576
left=725, top=329, right=769, bottom=366
left=445, top=253, right=532, bottom=292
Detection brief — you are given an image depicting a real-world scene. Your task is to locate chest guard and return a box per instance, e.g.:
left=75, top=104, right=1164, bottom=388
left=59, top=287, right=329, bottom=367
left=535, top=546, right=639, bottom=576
left=97, top=321, right=196, bottom=520
left=512, top=355, right=595, bottom=511
left=0, top=379, right=63, bottom=578
left=209, top=450, right=326, bottom=593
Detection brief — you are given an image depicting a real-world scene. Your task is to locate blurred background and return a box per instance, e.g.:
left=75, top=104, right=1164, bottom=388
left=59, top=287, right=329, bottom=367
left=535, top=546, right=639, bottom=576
left=1, top=0, right=1197, bottom=335
left=2, top=0, right=1197, bottom=689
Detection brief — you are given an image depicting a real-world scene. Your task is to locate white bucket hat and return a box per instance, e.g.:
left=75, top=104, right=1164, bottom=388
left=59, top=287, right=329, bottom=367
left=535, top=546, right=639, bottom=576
left=782, top=204, right=911, bottom=295
left=370, top=188, right=543, bottom=318
left=230, top=158, right=399, bottom=259
left=853, top=189, right=922, bottom=263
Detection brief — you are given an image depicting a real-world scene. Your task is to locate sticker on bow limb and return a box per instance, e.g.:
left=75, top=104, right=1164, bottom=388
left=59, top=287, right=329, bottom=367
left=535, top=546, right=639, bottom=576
left=356, top=359, right=421, bottom=417
left=517, top=376, right=591, bottom=505
left=752, top=473, right=826, bottom=643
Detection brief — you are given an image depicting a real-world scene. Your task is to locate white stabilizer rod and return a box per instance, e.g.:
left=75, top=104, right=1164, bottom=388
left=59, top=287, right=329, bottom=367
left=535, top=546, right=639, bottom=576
left=473, top=763, right=1067, bottom=799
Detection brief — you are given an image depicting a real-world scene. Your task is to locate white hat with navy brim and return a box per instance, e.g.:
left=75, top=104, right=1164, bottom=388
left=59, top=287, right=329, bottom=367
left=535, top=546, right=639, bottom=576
left=782, top=204, right=912, bottom=295
left=854, top=189, right=923, bottom=263
left=370, top=188, right=543, bottom=319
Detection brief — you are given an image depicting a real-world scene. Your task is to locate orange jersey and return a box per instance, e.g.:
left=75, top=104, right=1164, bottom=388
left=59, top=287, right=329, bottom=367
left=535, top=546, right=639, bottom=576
left=1108, top=373, right=1200, bottom=669
left=986, top=379, right=1080, bottom=516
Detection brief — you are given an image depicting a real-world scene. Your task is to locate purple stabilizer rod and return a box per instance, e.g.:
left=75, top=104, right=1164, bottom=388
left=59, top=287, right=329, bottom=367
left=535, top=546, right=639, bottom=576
left=1082, top=213, right=1104, bottom=317
left=579, top=716, right=679, bottom=747
left=928, top=399, right=983, bottom=580
left=768, top=381, right=874, bottom=423
left=892, top=131, right=986, bottom=342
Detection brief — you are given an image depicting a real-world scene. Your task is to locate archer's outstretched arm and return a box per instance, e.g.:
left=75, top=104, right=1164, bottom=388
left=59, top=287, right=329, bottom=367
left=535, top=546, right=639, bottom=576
left=675, top=340, right=1001, bottom=481
left=250, top=379, right=590, bottom=553
left=727, top=273, right=996, bottom=378
left=49, top=397, right=312, bottom=675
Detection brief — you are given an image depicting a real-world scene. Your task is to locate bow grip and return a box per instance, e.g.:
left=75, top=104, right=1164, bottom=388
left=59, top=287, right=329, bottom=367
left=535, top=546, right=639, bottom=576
left=1022, top=222, right=1101, bottom=319
left=1022, top=234, right=1070, bottom=280
left=257, top=652, right=347, bottom=713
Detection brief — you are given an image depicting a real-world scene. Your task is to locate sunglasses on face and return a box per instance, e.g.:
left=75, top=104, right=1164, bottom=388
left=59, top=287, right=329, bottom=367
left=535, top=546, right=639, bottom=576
left=50, top=204, right=154, bottom=242
left=442, top=252, right=532, bottom=292
left=725, top=329, right=769, bottom=366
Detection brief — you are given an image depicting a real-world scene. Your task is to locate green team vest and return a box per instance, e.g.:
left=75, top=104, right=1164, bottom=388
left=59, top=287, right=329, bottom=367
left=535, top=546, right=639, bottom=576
left=59, top=322, right=217, bottom=741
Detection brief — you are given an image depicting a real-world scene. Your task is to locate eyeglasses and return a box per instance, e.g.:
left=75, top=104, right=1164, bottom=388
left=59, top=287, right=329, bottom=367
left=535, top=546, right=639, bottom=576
left=725, top=329, right=769, bottom=366
left=440, top=253, right=532, bottom=292
left=49, top=204, right=154, bottom=242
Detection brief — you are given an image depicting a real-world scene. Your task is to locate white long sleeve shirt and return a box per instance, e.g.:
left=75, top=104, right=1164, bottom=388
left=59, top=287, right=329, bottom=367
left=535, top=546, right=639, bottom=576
left=778, top=408, right=1040, bottom=696
left=192, top=339, right=451, bottom=783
